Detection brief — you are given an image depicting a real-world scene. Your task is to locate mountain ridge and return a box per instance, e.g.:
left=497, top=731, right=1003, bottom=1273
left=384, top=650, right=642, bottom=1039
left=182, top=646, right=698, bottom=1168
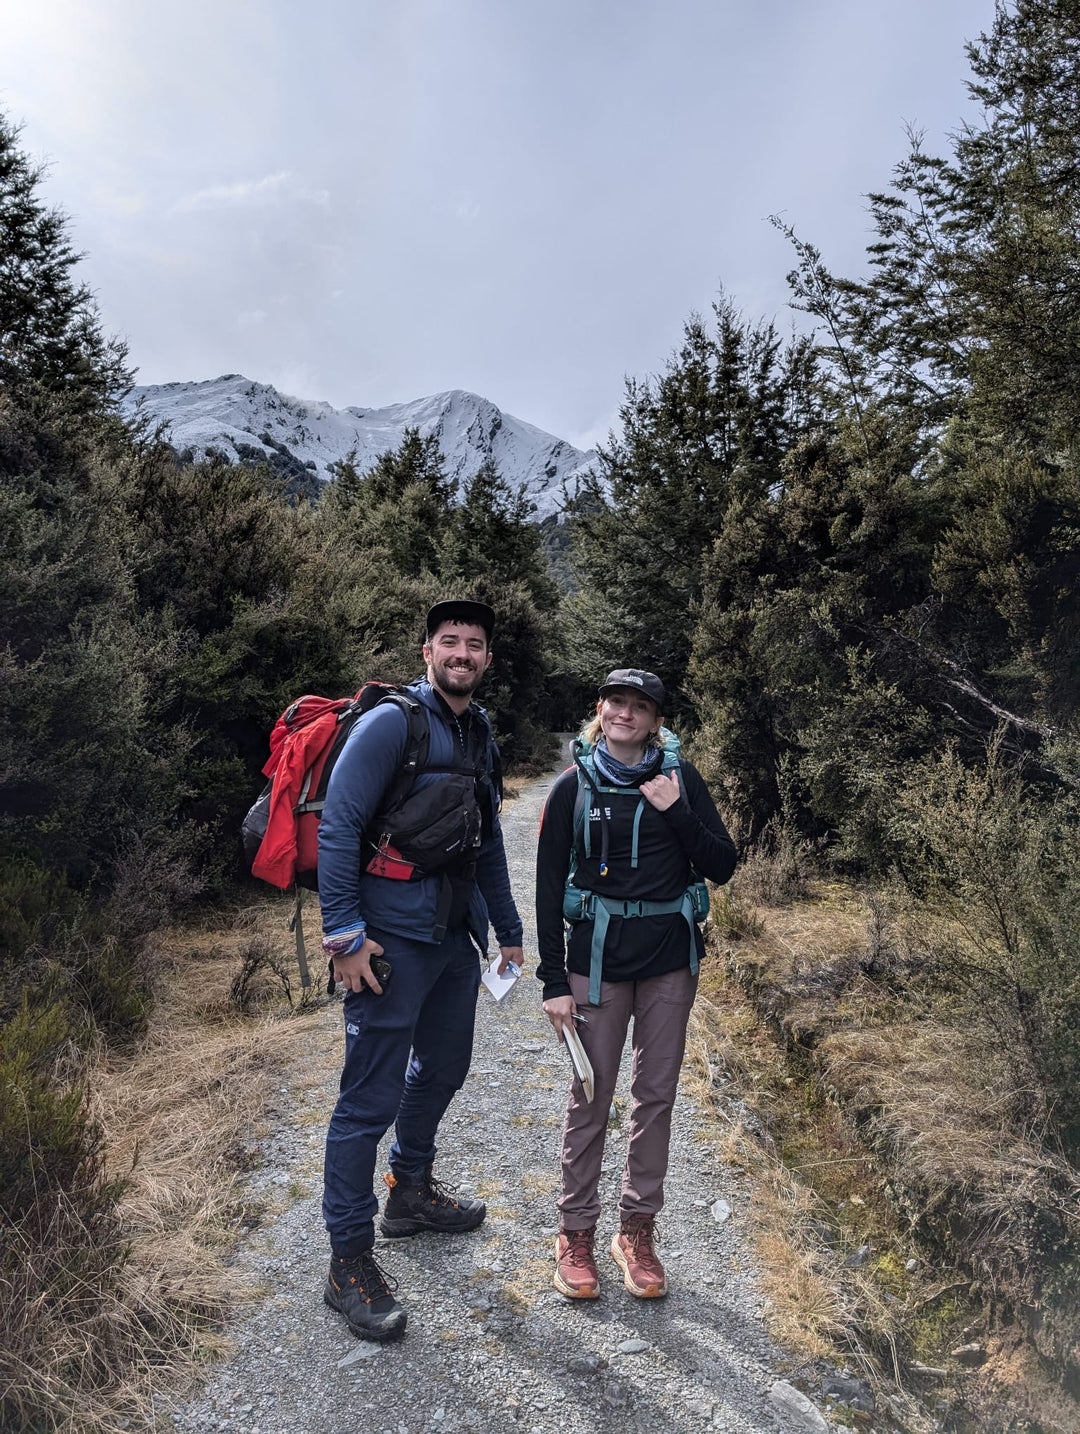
left=127, top=375, right=596, bottom=520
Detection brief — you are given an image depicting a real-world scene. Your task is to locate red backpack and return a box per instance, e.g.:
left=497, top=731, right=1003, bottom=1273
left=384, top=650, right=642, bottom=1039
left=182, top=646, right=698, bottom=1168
left=241, top=682, right=429, bottom=892
left=241, top=682, right=431, bottom=992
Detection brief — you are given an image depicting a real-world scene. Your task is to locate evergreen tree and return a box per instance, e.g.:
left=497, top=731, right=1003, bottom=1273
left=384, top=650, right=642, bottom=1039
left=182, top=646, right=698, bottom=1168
left=783, top=0, right=1080, bottom=453
left=0, top=399, right=149, bottom=881
left=320, top=427, right=455, bottom=577
left=691, top=0, right=1080, bottom=854
left=564, top=300, right=819, bottom=716
left=444, top=458, right=558, bottom=612
left=435, top=459, right=560, bottom=762
left=0, top=113, right=131, bottom=420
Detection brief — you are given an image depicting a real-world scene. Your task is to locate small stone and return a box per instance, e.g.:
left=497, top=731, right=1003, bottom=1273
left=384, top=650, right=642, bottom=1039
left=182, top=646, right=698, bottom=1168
left=842, top=1243, right=871, bottom=1268
left=521, top=1042, right=545, bottom=1053
left=950, top=1342, right=987, bottom=1367
left=905, top=1258, right=918, bottom=1272
left=567, top=1354, right=604, bottom=1375
left=822, top=1375, right=875, bottom=1413
left=337, top=1343, right=382, bottom=1367
left=710, top=1198, right=732, bottom=1224
left=617, top=1338, right=649, bottom=1354
left=767, top=1381, right=829, bottom=1433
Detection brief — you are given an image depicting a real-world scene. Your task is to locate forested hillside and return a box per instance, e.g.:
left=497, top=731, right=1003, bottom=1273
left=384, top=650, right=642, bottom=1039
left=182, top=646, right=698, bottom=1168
left=3, top=1, right=1080, bottom=1430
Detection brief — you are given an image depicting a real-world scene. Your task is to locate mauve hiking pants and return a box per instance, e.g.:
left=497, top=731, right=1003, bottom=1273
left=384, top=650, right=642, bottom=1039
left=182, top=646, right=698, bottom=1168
left=558, top=965, right=697, bottom=1231
left=322, top=926, right=481, bottom=1256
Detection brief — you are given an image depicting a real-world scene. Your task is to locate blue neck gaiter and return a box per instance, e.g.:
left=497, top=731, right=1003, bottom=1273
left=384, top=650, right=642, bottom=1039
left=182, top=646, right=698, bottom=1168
left=593, top=739, right=663, bottom=787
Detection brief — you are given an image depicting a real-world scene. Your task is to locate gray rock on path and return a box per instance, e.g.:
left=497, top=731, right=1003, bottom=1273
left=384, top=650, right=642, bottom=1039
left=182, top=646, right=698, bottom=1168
left=768, top=1381, right=830, bottom=1432
left=163, top=753, right=795, bottom=1433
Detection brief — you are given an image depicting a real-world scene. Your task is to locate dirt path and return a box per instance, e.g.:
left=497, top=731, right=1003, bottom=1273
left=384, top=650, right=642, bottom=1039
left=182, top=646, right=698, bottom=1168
left=166, top=759, right=797, bottom=1434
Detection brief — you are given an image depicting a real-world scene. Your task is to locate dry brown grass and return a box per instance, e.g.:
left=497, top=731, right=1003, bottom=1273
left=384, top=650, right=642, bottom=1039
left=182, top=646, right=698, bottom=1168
left=4, top=894, right=328, bottom=1434
left=689, top=875, right=1080, bottom=1432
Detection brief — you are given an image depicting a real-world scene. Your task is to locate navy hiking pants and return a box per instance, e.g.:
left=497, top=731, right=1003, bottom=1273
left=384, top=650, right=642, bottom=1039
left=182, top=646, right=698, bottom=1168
left=322, top=926, right=481, bottom=1255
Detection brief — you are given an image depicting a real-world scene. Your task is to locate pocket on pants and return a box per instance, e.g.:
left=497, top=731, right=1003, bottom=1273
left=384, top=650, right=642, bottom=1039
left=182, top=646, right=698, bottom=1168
left=646, top=966, right=698, bottom=1008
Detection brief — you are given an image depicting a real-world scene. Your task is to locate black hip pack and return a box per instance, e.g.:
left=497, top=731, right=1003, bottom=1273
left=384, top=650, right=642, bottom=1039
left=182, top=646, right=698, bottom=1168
left=366, top=768, right=484, bottom=879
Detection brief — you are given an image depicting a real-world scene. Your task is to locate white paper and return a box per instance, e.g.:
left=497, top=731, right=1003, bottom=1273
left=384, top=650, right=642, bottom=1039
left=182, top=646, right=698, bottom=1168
left=481, top=959, right=520, bottom=1003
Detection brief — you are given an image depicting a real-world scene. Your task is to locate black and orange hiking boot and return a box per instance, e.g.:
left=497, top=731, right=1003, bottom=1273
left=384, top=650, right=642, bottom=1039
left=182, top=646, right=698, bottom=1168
left=553, top=1227, right=600, bottom=1299
left=324, top=1249, right=408, bottom=1341
left=610, top=1213, right=667, bottom=1298
left=378, top=1167, right=486, bottom=1238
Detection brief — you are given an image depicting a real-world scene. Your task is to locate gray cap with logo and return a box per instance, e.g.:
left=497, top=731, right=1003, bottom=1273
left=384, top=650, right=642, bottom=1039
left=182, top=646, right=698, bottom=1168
left=597, top=668, right=665, bottom=708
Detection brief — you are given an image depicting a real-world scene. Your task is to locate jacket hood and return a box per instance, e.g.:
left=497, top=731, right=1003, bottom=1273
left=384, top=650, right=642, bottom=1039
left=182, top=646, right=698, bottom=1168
left=409, top=677, right=489, bottom=722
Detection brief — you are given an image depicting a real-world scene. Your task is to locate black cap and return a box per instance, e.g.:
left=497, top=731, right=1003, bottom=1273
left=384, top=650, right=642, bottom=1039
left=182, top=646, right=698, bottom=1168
left=598, top=668, right=665, bottom=708
left=425, top=599, right=495, bottom=642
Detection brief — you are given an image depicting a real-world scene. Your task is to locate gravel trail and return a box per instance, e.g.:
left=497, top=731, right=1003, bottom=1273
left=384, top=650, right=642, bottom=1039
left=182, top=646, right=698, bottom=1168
left=166, top=758, right=793, bottom=1434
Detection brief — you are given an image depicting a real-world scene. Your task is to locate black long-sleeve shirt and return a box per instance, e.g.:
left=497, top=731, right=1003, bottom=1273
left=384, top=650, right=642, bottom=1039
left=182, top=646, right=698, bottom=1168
left=535, top=760, right=736, bottom=1001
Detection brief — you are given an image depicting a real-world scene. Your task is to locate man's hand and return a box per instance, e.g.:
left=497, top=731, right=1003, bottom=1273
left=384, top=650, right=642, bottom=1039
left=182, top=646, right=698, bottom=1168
left=331, top=936, right=387, bottom=994
left=497, top=944, right=524, bottom=976
left=543, top=993, right=577, bottom=1042
left=641, top=768, right=681, bottom=811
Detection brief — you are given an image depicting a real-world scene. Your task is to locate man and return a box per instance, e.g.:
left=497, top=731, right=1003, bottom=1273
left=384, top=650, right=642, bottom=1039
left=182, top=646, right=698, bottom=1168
left=318, top=599, right=523, bottom=1342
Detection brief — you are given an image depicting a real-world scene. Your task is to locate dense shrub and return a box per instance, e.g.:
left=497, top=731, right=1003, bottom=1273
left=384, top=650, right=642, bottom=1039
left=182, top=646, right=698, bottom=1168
left=891, top=737, right=1080, bottom=1151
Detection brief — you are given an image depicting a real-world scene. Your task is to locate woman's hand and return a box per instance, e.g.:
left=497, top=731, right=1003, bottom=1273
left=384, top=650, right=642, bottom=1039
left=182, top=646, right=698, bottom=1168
left=543, top=994, right=577, bottom=1042
left=640, top=768, right=681, bottom=811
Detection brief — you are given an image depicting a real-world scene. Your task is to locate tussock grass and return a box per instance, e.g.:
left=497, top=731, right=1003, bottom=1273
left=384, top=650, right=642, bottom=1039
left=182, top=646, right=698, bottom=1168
left=690, top=864, right=1080, bottom=1432
left=2, top=897, right=327, bottom=1434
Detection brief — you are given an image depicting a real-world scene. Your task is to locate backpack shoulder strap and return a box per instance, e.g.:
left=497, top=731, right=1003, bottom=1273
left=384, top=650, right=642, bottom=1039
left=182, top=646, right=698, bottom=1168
left=375, top=689, right=431, bottom=811
left=570, top=740, right=603, bottom=868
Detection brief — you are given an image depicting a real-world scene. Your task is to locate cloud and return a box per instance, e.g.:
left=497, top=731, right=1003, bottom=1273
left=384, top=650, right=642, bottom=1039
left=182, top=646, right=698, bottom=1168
left=172, top=170, right=329, bottom=214
left=568, top=408, right=619, bottom=453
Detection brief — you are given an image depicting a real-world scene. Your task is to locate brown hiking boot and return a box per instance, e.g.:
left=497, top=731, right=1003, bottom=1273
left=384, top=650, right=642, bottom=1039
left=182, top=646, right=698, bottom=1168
left=553, top=1227, right=600, bottom=1299
left=610, top=1214, right=667, bottom=1297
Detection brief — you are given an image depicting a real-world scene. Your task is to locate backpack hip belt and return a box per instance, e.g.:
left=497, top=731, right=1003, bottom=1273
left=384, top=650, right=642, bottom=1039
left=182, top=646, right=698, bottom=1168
left=562, top=881, right=709, bottom=1005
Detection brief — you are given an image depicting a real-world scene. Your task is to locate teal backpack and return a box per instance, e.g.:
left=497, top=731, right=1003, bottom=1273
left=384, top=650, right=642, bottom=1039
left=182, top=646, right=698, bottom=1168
left=562, top=731, right=709, bottom=1003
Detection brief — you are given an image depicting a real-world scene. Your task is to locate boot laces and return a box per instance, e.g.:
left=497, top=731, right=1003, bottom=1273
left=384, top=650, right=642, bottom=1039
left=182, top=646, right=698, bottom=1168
left=340, top=1248, right=398, bottom=1303
left=423, top=1172, right=463, bottom=1209
left=563, top=1228, right=596, bottom=1268
left=625, top=1216, right=660, bottom=1260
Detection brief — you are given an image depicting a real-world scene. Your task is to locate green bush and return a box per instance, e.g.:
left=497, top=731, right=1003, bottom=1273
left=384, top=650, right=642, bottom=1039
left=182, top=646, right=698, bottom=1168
left=0, top=999, right=132, bottom=1434
left=892, top=735, right=1080, bottom=1151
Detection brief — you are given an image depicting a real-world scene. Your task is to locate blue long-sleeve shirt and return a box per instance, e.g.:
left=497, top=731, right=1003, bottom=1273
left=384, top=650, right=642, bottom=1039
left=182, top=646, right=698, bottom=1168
left=317, top=680, right=522, bottom=952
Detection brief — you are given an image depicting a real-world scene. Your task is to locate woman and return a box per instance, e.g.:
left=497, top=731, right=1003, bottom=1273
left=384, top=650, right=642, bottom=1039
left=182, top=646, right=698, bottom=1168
left=536, top=668, right=736, bottom=1299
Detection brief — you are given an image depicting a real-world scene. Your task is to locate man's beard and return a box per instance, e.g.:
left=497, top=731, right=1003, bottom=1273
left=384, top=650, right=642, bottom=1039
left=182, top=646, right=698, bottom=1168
left=431, top=658, right=484, bottom=698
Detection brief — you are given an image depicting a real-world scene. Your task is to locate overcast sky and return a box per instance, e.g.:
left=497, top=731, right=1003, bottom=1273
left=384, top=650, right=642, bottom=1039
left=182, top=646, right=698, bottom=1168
left=4, top=0, right=991, bottom=448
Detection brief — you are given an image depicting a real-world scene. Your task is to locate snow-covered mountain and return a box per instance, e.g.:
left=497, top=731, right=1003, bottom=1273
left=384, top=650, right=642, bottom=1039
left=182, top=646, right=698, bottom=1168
left=127, top=375, right=596, bottom=520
